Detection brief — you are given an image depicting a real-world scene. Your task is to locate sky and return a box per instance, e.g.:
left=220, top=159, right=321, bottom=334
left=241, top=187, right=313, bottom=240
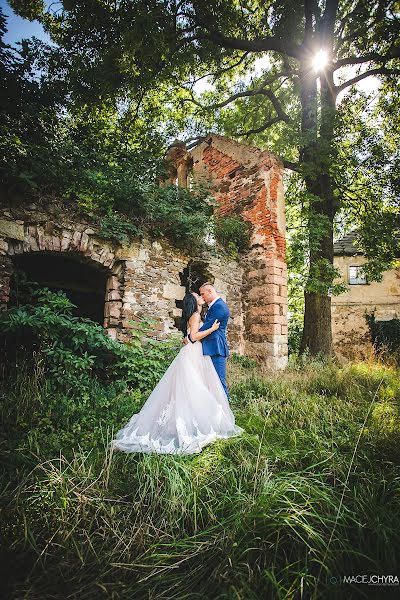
left=1, top=0, right=52, bottom=47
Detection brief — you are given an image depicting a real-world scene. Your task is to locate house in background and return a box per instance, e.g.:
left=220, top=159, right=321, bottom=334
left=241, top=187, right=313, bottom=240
left=332, top=231, right=400, bottom=356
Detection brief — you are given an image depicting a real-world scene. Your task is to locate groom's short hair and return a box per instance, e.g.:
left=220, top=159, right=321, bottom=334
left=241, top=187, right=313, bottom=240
left=199, top=282, right=215, bottom=290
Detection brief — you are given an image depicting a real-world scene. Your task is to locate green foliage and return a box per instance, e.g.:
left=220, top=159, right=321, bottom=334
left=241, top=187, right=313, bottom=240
left=0, top=287, right=182, bottom=457
left=288, top=318, right=303, bottom=356
left=0, top=11, right=214, bottom=253
left=98, top=211, right=140, bottom=244
left=214, top=214, right=251, bottom=257
left=230, top=352, right=258, bottom=369
left=138, top=184, right=214, bottom=252
left=0, top=288, right=180, bottom=393
left=334, top=87, right=400, bottom=281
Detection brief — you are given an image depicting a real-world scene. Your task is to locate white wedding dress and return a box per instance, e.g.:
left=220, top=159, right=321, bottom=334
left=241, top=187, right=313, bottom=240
left=110, top=324, right=244, bottom=455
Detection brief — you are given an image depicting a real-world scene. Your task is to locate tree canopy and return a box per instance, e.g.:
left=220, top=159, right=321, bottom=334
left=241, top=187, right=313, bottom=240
left=5, top=0, right=400, bottom=354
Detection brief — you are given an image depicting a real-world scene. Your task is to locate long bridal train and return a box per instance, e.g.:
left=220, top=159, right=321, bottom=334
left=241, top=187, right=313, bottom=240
left=110, top=337, right=243, bottom=455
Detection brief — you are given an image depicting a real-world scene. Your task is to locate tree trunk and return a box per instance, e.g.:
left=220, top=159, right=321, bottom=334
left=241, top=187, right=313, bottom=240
left=301, top=291, right=333, bottom=355
left=298, top=8, right=338, bottom=356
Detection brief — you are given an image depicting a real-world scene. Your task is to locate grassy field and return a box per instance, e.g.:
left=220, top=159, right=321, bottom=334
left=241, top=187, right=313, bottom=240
left=1, top=354, right=399, bottom=599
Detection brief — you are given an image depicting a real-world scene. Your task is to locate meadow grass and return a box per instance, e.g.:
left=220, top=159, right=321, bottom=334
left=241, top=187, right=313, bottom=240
left=1, top=354, right=399, bottom=599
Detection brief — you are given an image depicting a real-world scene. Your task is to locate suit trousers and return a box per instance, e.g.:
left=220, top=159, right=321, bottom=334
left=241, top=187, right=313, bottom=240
left=211, top=355, right=229, bottom=399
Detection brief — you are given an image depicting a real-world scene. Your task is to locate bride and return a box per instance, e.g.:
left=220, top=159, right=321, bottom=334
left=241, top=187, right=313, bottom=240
left=110, top=291, right=243, bottom=455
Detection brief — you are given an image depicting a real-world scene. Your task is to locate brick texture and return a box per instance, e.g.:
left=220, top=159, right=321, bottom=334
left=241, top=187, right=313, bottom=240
left=191, top=135, right=288, bottom=368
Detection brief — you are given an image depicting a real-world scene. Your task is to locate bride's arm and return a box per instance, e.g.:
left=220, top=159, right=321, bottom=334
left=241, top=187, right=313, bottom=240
left=189, top=313, right=220, bottom=341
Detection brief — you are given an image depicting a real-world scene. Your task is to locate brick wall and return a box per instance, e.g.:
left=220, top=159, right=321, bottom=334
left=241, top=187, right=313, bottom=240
left=191, top=135, right=288, bottom=368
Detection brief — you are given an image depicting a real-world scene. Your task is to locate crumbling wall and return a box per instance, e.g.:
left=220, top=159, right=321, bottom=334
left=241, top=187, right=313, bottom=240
left=0, top=134, right=288, bottom=367
left=190, top=135, right=287, bottom=369
left=0, top=202, right=244, bottom=351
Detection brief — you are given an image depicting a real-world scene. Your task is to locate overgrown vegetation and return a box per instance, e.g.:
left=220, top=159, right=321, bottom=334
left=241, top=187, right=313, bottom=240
left=214, top=214, right=252, bottom=257
left=0, top=290, right=180, bottom=454
left=0, top=9, right=215, bottom=255
left=1, top=294, right=399, bottom=599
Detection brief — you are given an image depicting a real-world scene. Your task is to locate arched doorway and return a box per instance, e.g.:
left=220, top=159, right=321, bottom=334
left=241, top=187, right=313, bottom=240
left=171, top=260, right=214, bottom=329
left=10, top=251, right=110, bottom=324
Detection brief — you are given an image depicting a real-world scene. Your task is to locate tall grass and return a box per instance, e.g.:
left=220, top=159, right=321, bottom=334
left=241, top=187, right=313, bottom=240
left=1, top=355, right=399, bottom=599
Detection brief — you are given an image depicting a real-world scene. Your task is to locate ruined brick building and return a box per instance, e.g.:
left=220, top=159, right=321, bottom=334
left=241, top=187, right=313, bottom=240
left=0, top=135, right=288, bottom=368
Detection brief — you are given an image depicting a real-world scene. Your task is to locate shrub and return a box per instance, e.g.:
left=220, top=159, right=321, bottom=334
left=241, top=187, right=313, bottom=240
left=214, top=214, right=251, bottom=257
left=0, top=289, right=180, bottom=454
left=230, top=352, right=258, bottom=369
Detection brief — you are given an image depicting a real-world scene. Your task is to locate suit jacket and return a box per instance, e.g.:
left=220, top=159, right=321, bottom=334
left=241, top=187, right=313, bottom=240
left=190, top=298, right=230, bottom=357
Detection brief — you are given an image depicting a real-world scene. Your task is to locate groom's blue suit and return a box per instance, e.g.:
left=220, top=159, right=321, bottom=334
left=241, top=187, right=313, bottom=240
left=189, top=298, right=230, bottom=399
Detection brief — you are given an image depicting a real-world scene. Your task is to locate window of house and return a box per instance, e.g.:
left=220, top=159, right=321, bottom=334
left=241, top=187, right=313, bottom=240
left=348, top=265, right=367, bottom=285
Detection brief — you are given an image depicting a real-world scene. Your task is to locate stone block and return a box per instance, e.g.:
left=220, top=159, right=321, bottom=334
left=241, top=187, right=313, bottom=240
left=247, top=286, right=264, bottom=300
left=122, top=292, right=136, bottom=304
left=43, top=235, right=53, bottom=250
left=106, top=328, right=118, bottom=340
left=61, top=233, right=72, bottom=251
left=107, top=290, right=122, bottom=301
left=108, top=276, right=120, bottom=291
left=0, top=219, right=25, bottom=241
left=71, top=230, right=82, bottom=249
left=80, top=232, right=89, bottom=252
left=250, top=323, right=281, bottom=336
left=163, top=283, right=185, bottom=300
left=108, top=301, right=122, bottom=319
left=52, top=236, right=61, bottom=251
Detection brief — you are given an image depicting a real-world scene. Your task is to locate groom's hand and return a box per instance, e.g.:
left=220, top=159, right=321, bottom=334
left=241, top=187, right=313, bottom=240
left=183, top=337, right=189, bottom=345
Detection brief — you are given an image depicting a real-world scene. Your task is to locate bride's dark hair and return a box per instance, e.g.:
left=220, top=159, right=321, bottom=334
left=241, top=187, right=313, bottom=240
left=181, top=292, right=198, bottom=337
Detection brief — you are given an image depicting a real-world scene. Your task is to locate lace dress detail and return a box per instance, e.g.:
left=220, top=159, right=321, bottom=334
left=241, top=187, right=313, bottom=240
left=110, top=323, right=244, bottom=455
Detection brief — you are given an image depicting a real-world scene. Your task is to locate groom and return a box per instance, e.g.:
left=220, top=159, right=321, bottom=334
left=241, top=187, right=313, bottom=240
left=186, top=282, right=230, bottom=399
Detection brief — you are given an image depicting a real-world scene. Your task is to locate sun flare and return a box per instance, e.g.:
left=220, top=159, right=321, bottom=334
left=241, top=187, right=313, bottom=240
left=312, top=49, right=329, bottom=71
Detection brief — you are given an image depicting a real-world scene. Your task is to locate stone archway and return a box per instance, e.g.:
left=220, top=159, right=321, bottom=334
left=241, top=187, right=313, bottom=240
left=0, top=221, right=124, bottom=338
left=10, top=252, right=110, bottom=323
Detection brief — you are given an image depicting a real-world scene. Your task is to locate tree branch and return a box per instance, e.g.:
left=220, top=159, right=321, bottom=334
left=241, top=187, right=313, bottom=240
left=237, top=115, right=283, bottom=136
left=334, top=48, right=400, bottom=69
left=203, top=29, right=302, bottom=59
left=283, top=159, right=300, bottom=171
left=183, top=73, right=292, bottom=120
left=190, top=5, right=302, bottom=59
left=335, top=66, right=400, bottom=93
left=185, top=52, right=251, bottom=90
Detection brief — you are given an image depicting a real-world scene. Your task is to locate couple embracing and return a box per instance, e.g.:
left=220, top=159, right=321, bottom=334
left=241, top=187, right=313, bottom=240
left=111, top=283, right=243, bottom=455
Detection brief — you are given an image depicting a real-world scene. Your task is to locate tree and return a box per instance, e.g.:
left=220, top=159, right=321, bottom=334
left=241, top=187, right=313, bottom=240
left=9, top=0, right=400, bottom=355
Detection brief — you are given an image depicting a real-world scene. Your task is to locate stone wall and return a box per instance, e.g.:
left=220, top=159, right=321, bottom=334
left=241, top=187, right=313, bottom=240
left=0, top=202, right=244, bottom=351
left=332, top=255, right=400, bottom=356
left=0, top=134, right=288, bottom=367
left=190, top=135, right=287, bottom=368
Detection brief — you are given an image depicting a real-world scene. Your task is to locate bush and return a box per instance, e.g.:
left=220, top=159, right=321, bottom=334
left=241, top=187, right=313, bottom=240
left=0, top=289, right=180, bottom=455
left=214, top=214, right=251, bottom=257
left=288, top=317, right=303, bottom=355
left=230, top=352, right=258, bottom=369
